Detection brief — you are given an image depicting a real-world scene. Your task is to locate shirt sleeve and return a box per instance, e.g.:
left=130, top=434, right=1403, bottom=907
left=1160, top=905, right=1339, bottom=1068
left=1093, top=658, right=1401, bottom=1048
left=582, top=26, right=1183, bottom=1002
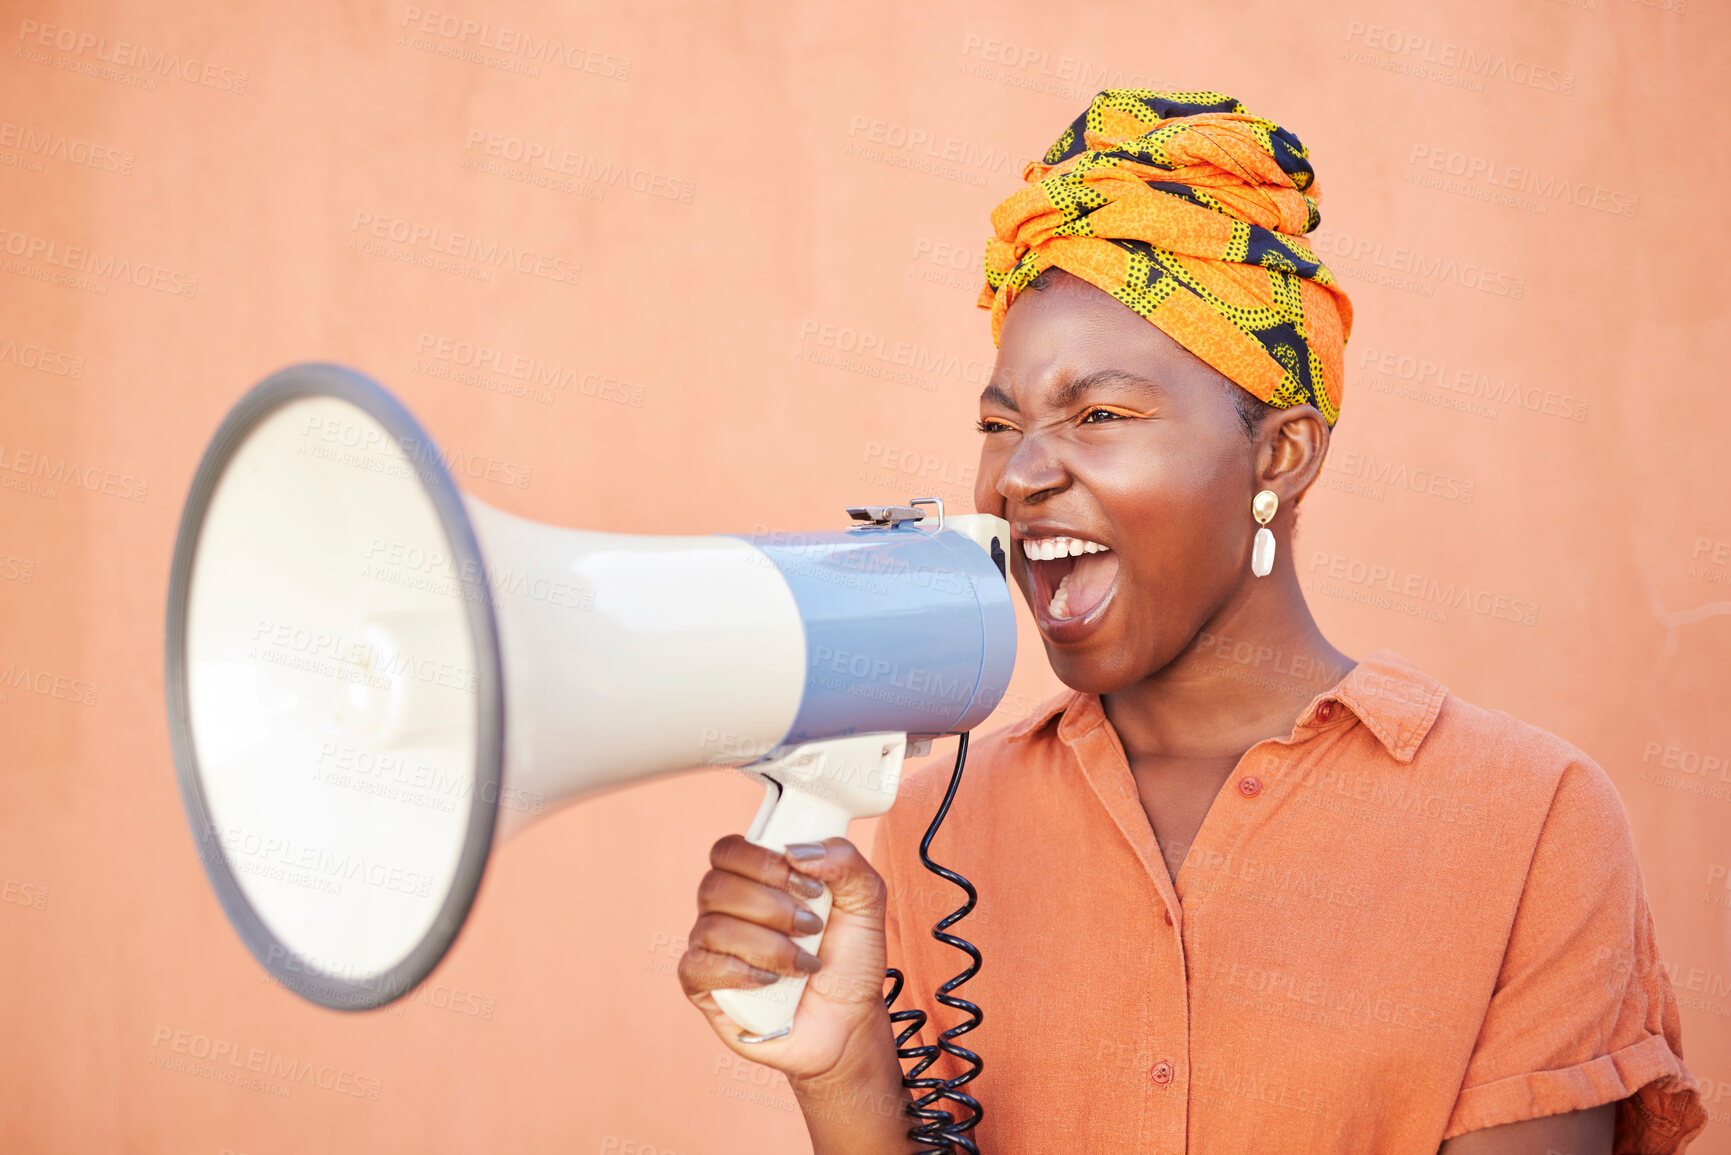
left=1442, top=756, right=1707, bottom=1152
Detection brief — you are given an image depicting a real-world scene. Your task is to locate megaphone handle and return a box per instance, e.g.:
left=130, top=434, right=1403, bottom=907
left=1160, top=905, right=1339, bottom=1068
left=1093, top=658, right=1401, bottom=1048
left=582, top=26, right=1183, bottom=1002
left=711, top=780, right=855, bottom=1041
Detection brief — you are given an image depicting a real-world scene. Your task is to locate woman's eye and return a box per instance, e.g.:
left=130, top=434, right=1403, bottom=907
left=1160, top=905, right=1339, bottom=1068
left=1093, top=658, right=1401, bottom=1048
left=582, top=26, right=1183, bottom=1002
left=1079, top=407, right=1126, bottom=424
left=976, top=417, right=1016, bottom=434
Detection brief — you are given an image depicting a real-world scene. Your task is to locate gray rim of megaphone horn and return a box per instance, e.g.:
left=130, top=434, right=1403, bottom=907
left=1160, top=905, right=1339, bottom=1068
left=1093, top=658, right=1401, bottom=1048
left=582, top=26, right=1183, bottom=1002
left=163, top=362, right=505, bottom=1012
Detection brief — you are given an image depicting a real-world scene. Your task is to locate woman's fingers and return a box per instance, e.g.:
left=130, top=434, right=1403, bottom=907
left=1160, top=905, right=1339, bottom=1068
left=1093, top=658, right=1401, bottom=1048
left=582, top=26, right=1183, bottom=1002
left=680, top=835, right=829, bottom=1000
left=680, top=835, right=887, bottom=1006
left=679, top=911, right=821, bottom=996
left=708, top=834, right=817, bottom=898
left=696, top=869, right=824, bottom=938
left=705, top=835, right=884, bottom=919
left=678, top=941, right=781, bottom=994
left=781, top=837, right=886, bottom=919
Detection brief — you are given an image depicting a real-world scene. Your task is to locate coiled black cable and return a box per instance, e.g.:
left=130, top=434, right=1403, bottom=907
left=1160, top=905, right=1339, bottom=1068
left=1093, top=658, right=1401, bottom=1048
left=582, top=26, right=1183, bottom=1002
left=883, top=731, right=984, bottom=1153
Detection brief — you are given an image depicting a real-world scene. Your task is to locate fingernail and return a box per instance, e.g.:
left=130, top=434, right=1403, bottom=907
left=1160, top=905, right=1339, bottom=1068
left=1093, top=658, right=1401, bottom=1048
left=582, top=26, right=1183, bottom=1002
left=794, top=949, right=822, bottom=974
left=787, top=872, right=825, bottom=899
left=747, top=967, right=781, bottom=986
left=785, top=842, right=826, bottom=863
left=792, top=909, right=824, bottom=935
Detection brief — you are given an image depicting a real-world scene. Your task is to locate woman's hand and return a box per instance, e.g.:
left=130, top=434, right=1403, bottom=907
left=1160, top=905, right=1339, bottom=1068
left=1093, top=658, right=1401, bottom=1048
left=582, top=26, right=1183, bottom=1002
left=681, top=835, right=919, bottom=1152
left=679, top=835, right=897, bottom=1080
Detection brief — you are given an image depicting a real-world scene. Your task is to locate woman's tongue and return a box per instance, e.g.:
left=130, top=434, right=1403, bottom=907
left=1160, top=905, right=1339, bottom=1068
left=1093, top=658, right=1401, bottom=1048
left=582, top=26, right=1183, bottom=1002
left=1047, top=551, right=1119, bottom=620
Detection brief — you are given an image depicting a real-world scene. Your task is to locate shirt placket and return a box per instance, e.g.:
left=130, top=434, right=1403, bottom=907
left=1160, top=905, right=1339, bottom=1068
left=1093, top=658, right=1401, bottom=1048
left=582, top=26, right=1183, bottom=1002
left=1171, top=734, right=1298, bottom=910
left=1068, top=719, right=1193, bottom=1154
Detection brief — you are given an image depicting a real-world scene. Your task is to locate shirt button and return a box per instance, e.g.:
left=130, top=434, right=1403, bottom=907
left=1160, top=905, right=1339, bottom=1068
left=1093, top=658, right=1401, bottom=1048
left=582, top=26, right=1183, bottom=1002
left=1238, top=776, right=1263, bottom=798
left=1163, top=910, right=1174, bottom=926
left=1316, top=700, right=1336, bottom=722
left=1151, top=1060, right=1174, bottom=1085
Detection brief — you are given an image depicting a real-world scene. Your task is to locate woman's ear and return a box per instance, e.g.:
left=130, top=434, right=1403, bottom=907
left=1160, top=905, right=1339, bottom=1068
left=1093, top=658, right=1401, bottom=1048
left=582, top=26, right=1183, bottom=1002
left=1255, top=404, right=1330, bottom=506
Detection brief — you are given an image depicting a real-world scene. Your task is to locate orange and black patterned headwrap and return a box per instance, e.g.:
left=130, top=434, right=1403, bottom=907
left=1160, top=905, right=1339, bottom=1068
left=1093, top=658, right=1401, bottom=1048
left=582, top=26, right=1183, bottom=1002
left=979, top=89, right=1353, bottom=425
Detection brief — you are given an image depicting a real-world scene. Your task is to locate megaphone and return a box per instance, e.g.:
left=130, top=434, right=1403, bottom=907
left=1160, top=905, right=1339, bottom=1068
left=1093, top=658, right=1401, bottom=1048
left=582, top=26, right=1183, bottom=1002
left=164, top=363, right=1014, bottom=1041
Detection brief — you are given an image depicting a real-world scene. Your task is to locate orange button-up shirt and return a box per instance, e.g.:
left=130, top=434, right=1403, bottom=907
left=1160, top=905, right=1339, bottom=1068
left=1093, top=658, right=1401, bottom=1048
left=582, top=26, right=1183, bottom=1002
left=872, top=650, right=1705, bottom=1153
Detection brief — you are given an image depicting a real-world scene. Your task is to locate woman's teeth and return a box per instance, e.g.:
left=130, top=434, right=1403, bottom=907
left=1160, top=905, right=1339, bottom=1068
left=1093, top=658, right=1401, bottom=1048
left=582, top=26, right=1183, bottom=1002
left=1049, top=572, right=1073, bottom=619
left=1020, top=536, right=1109, bottom=561
left=1019, top=536, right=1112, bottom=618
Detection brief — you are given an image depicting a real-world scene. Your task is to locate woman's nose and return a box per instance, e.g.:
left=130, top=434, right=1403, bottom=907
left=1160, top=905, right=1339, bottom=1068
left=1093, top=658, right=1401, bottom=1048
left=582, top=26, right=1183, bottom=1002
left=994, top=434, right=1069, bottom=506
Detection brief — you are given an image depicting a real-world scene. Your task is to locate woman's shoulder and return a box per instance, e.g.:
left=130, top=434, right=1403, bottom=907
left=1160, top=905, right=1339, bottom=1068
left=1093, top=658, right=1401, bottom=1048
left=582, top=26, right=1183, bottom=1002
left=1367, top=650, right=1632, bottom=843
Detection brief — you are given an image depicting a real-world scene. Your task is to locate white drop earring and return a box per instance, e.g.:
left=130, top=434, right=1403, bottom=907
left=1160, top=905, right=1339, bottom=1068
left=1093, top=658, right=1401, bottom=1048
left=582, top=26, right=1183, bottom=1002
left=1251, top=490, right=1278, bottom=577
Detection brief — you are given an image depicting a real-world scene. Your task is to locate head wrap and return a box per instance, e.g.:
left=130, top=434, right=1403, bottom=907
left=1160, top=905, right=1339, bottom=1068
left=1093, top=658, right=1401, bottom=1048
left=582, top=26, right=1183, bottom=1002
left=979, top=89, right=1353, bottom=424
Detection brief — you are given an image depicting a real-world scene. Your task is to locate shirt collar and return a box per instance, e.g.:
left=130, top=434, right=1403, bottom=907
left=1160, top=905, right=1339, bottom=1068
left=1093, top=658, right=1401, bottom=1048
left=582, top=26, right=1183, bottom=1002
left=1310, top=649, right=1448, bottom=762
left=1005, top=688, right=1079, bottom=744
left=1000, top=649, right=1446, bottom=764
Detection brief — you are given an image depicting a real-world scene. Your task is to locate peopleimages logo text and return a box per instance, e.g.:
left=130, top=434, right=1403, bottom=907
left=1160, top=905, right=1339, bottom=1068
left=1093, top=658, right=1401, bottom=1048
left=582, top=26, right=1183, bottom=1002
left=398, top=7, right=629, bottom=79
left=15, top=19, right=249, bottom=92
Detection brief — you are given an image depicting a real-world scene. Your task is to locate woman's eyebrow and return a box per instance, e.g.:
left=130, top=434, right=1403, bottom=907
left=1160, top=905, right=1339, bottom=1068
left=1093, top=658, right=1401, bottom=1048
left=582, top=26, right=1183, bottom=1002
left=1052, top=369, right=1165, bottom=408
left=979, top=382, right=1018, bottom=411
left=980, top=369, right=1164, bottom=412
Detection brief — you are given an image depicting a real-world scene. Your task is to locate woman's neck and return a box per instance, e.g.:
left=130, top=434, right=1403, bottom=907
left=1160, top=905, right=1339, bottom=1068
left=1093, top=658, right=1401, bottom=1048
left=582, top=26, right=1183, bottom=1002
left=1101, top=570, right=1355, bottom=763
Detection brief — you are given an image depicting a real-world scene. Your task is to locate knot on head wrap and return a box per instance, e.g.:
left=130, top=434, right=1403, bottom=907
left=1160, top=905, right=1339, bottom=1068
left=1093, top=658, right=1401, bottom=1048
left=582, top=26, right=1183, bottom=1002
left=979, top=89, right=1354, bottom=425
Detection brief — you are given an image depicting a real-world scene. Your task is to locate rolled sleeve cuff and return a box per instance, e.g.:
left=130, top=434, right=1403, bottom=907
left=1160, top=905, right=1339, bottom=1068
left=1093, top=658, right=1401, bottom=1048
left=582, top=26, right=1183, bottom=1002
left=1442, top=1033, right=1708, bottom=1153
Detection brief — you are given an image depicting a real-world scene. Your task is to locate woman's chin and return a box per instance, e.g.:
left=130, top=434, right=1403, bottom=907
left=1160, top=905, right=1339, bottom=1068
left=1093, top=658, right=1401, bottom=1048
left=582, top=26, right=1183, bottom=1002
left=1041, top=635, right=1143, bottom=697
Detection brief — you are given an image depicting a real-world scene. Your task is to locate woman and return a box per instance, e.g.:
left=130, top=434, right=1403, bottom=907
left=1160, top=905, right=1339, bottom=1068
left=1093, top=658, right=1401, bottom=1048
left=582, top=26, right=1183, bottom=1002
left=679, top=90, right=1706, bottom=1153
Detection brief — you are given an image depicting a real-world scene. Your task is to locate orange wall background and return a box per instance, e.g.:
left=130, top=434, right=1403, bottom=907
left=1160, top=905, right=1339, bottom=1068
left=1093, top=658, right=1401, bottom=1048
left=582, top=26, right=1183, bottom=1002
left=3, top=1, right=1728, bottom=1151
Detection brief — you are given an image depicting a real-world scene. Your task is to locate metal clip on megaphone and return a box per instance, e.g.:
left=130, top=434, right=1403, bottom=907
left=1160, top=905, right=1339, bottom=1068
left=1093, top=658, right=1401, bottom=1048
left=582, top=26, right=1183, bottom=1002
left=164, top=364, right=1015, bottom=1043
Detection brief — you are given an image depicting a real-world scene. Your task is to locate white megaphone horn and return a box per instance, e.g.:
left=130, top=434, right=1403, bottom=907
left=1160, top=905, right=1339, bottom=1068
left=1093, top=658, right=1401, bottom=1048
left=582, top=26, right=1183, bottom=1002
left=164, top=363, right=1015, bottom=1041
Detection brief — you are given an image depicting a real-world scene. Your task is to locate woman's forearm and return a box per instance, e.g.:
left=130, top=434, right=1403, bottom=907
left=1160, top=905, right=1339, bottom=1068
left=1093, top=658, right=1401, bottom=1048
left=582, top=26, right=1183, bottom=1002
left=790, top=1008, right=918, bottom=1155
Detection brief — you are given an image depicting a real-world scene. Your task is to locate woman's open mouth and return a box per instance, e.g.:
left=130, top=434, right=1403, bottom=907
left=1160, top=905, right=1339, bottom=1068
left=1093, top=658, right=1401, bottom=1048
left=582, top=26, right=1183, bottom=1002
left=1021, top=535, right=1120, bottom=627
